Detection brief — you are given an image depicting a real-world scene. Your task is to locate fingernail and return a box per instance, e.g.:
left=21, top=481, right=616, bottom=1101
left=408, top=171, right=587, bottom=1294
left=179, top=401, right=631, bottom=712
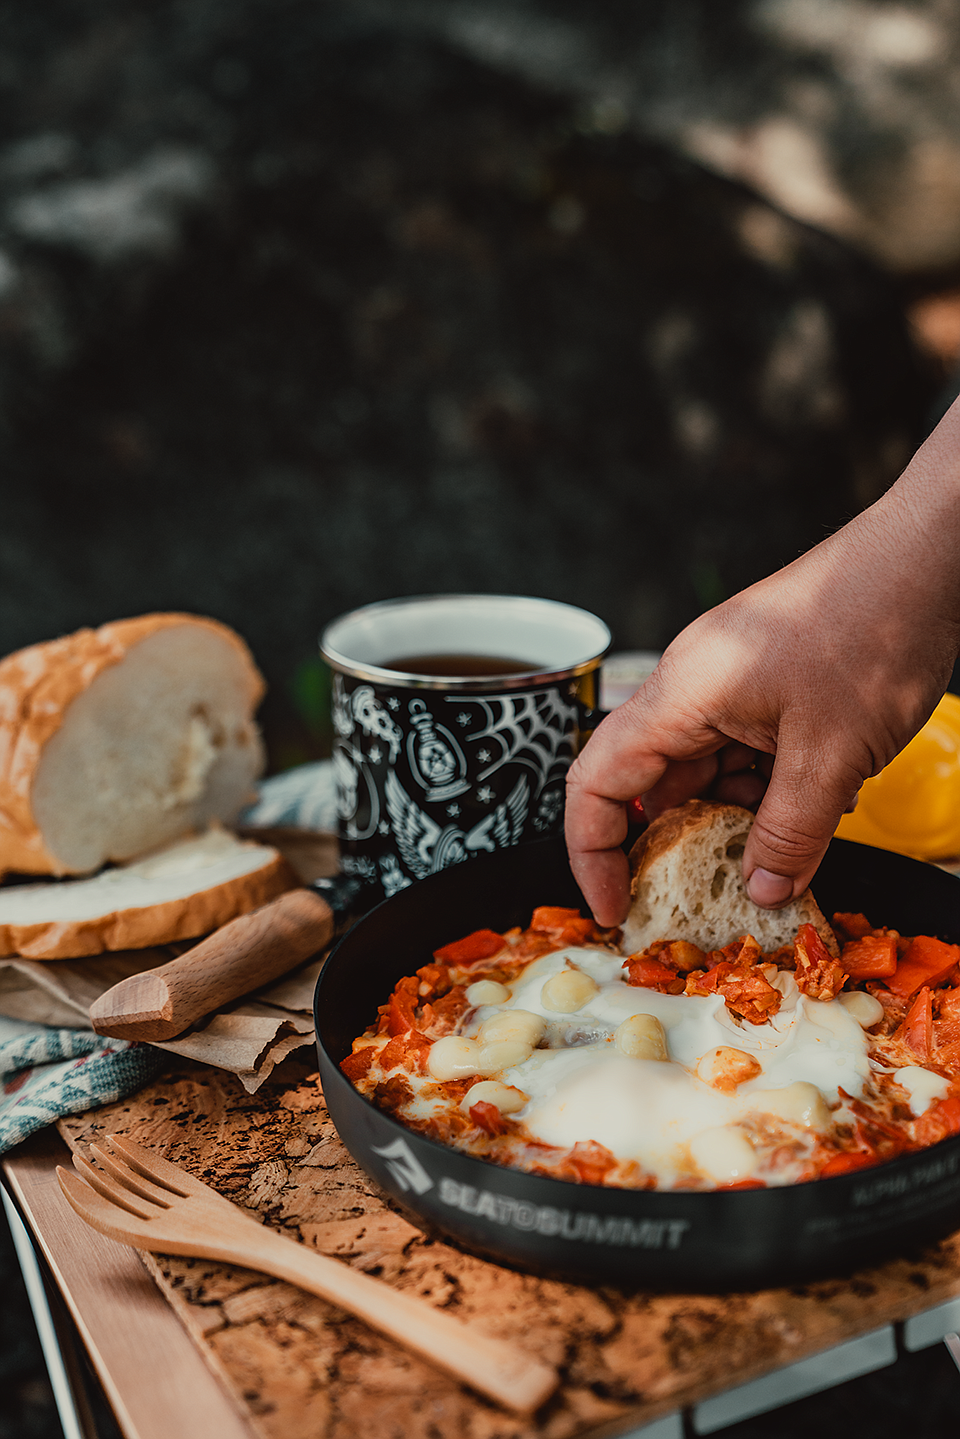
left=747, top=869, right=794, bottom=907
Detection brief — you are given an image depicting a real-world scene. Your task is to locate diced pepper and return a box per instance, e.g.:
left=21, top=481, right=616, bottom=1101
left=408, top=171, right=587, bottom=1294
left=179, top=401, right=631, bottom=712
left=381, top=974, right=420, bottom=1035
left=819, top=1150, right=879, bottom=1178
left=622, top=955, right=685, bottom=993
left=935, top=987, right=960, bottom=1048
left=794, top=923, right=847, bottom=1001
left=714, top=1179, right=767, bottom=1191
left=913, top=1095, right=960, bottom=1147
left=378, top=1028, right=432, bottom=1074
left=562, top=1139, right=618, bottom=1186
left=340, top=1047, right=378, bottom=1082
left=888, top=934, right=960, bottom=1000
left=716, top=935, right=763, bottom=967
left=415, top=962, right=453, bottom=999
left=469, top=1101, right=509, bottom=1137
left=433, top=929, right=505, bottom=966
left=530, top=906, right=582, bottom=930
left=419, top=986, right=469, bottom=1038
left=685, top=962, right=781, bottom=1025
left=841, top=933, right=898, bottom=980
left=901, top=986, right=934, bottom=1062
left=832, top=912, right=875, bottom=942
left=653, top=939, right=706, bottom=972
left=933, top=1040, right=960, bottom=1074
left=529, top=907, right=604, bottom=945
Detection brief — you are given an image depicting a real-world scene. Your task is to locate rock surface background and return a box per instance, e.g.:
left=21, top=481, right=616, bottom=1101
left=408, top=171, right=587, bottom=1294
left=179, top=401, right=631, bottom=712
left=0, top=0, right=942, bottom=762
left=379, top=0, right=960, bottom=275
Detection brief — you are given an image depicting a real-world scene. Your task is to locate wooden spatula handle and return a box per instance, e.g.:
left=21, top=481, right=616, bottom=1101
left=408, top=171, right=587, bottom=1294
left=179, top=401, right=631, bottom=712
left=89, top=888, right=333, bottom=1041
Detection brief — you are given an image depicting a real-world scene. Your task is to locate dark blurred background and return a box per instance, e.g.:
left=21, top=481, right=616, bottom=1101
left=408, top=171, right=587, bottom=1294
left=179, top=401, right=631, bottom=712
left=1, top=0, right=959, bottom=769
left=3, top=1, right=960, bottom=1433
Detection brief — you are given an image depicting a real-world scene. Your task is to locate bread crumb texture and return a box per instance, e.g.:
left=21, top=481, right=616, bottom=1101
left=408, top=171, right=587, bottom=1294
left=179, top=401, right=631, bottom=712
left=0, top=613, right=265, bottom=878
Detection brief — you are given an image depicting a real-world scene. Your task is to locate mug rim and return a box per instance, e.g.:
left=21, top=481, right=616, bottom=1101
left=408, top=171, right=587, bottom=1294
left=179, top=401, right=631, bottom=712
left=319, top=593, right=610, bottom=691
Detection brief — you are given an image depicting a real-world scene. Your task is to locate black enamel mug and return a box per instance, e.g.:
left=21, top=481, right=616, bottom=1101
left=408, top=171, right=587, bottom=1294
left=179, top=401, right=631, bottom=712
left=319, top=594, right=610, bottom=905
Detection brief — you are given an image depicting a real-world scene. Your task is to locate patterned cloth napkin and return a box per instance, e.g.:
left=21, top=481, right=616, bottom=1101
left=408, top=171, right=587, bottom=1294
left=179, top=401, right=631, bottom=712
left=0, top=1016, right=164, bottom=1154
left=0, top=762, right=334, bottom=1156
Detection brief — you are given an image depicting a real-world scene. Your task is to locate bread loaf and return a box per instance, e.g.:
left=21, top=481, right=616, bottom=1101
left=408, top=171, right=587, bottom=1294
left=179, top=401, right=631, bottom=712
left=0, top=614, right=265, bottom=877
left=621, top=799, right=838, bottom=956
left=0, top=827, right=296, bottom=958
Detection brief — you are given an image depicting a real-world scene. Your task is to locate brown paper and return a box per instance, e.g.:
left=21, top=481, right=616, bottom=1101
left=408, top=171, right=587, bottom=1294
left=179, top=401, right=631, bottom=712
left=0, top=949, right=321, bottom=1093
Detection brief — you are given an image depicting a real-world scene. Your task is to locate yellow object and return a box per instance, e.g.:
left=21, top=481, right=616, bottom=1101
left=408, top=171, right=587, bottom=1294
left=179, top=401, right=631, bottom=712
left=835, top=692, right=960, bottom=859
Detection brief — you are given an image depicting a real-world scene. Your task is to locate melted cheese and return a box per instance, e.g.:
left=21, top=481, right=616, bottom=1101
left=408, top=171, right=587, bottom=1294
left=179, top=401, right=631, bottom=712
left=894, top=1065, right=949, bottom=1115
left=459, top=946, right=873, bottom=1187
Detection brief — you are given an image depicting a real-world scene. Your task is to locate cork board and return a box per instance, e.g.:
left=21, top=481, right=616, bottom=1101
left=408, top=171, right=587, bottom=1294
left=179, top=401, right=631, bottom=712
left=57, top=1058, right=960, bottom=1439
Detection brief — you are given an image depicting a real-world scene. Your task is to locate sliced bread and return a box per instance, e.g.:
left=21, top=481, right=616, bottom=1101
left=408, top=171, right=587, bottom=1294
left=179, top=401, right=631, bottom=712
left=621, top=799, right=838, bottom=956
left=0, top=827, right=297, bottom=959
left=0, top=614, right=265, bottom=877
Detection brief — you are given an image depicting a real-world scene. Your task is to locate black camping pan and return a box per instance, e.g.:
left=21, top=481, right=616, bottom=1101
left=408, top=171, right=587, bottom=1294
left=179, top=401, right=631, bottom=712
left=314, top=836, right=960, bottom=1289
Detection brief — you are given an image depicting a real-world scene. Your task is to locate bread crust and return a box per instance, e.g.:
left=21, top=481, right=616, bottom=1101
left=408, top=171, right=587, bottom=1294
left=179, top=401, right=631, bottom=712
left=626, top=799, right=838, bottom=955
left=0, top=614, right=264, bottom=877
left=0, top=851, right=297, bottom=959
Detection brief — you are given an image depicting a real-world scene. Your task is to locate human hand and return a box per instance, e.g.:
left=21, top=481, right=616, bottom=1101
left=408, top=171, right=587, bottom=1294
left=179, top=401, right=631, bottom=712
left=565, top=402, right=960, bottom=925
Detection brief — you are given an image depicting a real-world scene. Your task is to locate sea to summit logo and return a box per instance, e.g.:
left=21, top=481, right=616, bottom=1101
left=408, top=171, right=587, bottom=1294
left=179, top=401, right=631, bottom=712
left=370, top=1137, right=434, bottom=1195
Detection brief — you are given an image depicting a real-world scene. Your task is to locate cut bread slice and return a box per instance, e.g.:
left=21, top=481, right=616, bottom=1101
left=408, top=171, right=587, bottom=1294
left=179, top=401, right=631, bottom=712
left=621, top=799, right=838, bottom=957
left=0, top=613, right=265, bottom=877
left=0, top=828, right=297, bottom=959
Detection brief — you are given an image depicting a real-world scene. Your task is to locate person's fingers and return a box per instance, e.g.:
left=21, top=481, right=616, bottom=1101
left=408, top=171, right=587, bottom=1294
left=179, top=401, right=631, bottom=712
left=564, top=752, right=638, bottom=924
left=640, top=753, right=720, bottom=820
left=566, top=844, right=631, bottom=928
left=565, top=701, right=680, bottom=922
left=743, top=743, right=862, bottom=906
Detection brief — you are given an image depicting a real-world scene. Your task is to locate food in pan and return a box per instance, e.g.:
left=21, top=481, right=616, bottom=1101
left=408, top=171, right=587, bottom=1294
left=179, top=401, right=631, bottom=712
left=342, top=802, right=960, bottom=1190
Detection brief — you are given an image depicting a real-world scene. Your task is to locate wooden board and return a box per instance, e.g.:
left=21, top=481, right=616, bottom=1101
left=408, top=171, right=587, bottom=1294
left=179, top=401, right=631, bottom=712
left=55, top=1057, right=960, bottom=1439
left=3, top=1128, right=256, bottom=1439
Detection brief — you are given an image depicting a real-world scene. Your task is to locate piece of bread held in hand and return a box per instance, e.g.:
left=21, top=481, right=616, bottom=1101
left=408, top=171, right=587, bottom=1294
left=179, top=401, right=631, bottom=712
left=621, top=799, right=839, bottom=956
left=0, top=828, right=297, bottom=959
left=0, top=613, right=265, bottom=878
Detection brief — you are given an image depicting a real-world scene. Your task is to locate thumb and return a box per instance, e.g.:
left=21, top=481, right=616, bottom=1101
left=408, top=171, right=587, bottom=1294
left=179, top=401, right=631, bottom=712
left=743, top=748, right=859, bottom=908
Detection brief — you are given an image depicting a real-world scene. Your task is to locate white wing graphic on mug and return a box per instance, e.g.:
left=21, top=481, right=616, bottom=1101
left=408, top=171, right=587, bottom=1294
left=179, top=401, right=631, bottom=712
left=491, top=774, right=530, bottom=848
left=386, top=770, right=531, bottom=878
left=385, top=769, right=443, bottom=880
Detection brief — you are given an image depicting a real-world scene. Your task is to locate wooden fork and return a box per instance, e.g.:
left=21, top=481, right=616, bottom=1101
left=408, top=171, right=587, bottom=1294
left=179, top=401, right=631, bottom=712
left=57, top=1135, right=558, bottom=1415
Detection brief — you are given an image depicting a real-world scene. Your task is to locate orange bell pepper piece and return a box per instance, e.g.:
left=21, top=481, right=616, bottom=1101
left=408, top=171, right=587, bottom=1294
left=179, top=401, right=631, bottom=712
left=913, top=1095, right=960, bottom=1147
left=622, top=955, right=685, bottom=993
left=433, top=929, right=505, bottom=966
left=888, top=934, right=960, bottom=1000
left=819, top=1150, right=879, bottom=1178
left=901, top=986, right=934, bottom=1061
left=530, top=906, right=582, bottom=931
left=841, top=932, right=898, bottom=980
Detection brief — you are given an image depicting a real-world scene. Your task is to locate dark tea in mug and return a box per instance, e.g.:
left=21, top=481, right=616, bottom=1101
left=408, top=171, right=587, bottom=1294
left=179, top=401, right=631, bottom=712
left=320, top=594, right=610, bottom=903
left=380, top=654, right=540, bottom=677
